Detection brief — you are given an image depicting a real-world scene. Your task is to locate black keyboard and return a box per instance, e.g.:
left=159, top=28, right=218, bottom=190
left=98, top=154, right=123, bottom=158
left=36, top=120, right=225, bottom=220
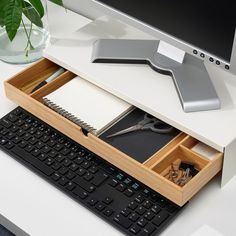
left=0, top=107, right=185, bottom=236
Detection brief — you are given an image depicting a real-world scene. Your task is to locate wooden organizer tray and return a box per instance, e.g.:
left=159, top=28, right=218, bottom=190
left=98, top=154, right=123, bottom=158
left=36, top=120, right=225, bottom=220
left=4, top=58, right=223, bottom=206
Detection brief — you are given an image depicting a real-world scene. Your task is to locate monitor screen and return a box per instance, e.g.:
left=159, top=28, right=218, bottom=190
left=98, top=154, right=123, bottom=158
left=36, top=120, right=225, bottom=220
left=97, top=0, right=236, bottom=62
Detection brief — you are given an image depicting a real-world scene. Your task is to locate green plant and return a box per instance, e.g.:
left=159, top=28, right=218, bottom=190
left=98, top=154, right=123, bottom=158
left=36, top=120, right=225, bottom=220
left=0, top=0, right=63, bottom=56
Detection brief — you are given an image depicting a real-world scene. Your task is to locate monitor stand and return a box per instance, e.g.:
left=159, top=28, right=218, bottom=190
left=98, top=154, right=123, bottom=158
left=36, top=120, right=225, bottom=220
left=91, top=39, right=220, bottom=112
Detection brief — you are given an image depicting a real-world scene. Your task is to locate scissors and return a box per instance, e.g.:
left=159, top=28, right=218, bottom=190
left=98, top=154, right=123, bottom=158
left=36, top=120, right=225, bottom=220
left=106, top=113, right=174, bottom=138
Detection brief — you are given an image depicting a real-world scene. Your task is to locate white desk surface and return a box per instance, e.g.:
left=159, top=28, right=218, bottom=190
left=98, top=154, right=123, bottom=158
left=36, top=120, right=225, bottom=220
left=1, top=3, right=236, bottom=236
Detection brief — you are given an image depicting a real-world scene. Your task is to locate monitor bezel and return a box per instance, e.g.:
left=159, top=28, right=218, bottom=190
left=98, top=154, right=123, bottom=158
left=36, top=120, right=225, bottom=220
left=91, top=0, right=236, bottom=74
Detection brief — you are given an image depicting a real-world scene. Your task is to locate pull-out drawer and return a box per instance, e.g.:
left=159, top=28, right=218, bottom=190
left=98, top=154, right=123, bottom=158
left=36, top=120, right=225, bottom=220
left=4, top=58, right=223, bottom=206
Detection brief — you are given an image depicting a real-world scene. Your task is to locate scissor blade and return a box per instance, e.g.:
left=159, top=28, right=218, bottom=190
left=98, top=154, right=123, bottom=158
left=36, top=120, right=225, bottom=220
left=106, top=125, right=141, bottom=138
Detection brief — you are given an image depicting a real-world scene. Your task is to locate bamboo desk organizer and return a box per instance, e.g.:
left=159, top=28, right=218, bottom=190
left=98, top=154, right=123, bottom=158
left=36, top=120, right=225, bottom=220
left=4, top=58, right=223, bottom=206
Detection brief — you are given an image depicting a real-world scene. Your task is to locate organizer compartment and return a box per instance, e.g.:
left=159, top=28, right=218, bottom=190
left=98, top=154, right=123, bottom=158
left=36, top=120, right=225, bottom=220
left=4, top=58, right=224, bottom=206
left=151, top=146, right=209, bottom=186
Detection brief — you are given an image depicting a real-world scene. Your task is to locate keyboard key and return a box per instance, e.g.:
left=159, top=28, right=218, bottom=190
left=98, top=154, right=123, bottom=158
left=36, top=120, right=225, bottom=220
left=116, top=183, right=126, bottom=192
left=52, top=172, right=61, bottom=181
left=76, top=167, right=86, bottom=176
left=140, top=223, right=156, bottom=236
left=54, top=143, right=63, bottom=151
left=7, top=114, right=18, bottom=122
left=88, top=198, right=98, bottom=206
left=0, top=119, right=12, bottom=128
left=109, top=179, right=118, bottom=187
left=28, top=127, right=37, bottom=135
left=45, top=158, right=54, bottom=166
left=113, top=214, right=132, bottom=229
left=123, top=178, right=132, bottom=185
left=142, top=189, right=150, bottom=197
left=0, top=138, right=8, bottom=146
left=135, top=194, right=145, bottom=203
left=124, top=188, right=134, bottom=197
left=129, top=225, right=141, bottom=234
left=55, top=154, right=64, bottom=163
left=151, top=205, right=161, bottom=214
left=101, top=164, right=115, bottom=175
left=22, top=124, right=30, bottom=131
left=66, top=171, right=76, bottom=180
left=41, top=135, right=50, bottom=143
left=70, top=163, right=79, bottom=172
left=116, top=173, right=125, bottom=181
left=95, top=202, right=106, bottom=211
left=66, top=182, right=76, bottom=191
left=143, top=200, right=153, bottom=209
left=49, top=150, right=57, bottom=158
left=73, top=186, right=88, bottom=199
left=12, top=136, right=21, bottom=144
left=16, top=119, right=24, bottom=126
left=58, top=177, right=68, bottom=186
left=32, top=149, right=40, bottom=157
left=42, top=146, right=51, bottom=154
left=131, top=183, right=140, bottom=191
left=51, top=162, right=61, bottom=170
left=0, top=128, right=9, bottom=136
left=82, top=161, right=91, bottom=169
left=10, top=125, right=19, bottom=133
left=91, top=172, right=109, bottom=186
left=48, top=139, right=56, bottom=147
left=24, top=144, right=34, bottom=152
left=144, top=211, right=155, bottom=221
left=36, top=141, right=45, bottom=149
left=19, top=140, right=27, bottom=148
left=6, top=132, right=15, bottom=140
left=103, top=208, right=114, bottom=217
left=129, top=212, right=139, bottom=222
left=102, top=197, right=113, bottom=205
left=16, top=129, right=25, bottom=137
left=35, top=131, right=43, bottom=139
left=84, top=172, right=94, bottom=181
left=136, top=206, right=146, bottom=215
left=152, top=211, right=169, bottom=227
left=63, top=159, right=71, bottom=167
left=5, top=141, right=14, bottom=150
left=61, top=148, right=70, bottom=156
left=12, top=146, right=53, bottom=176
left=68, top=152, right=76, bottom=160
left=73, top=176, right=96, bottom=193
left=59, top=166, right=68, bottom=175
left=121, top=208, right=131, bottom=217
left=23, top=133, right=31, bottom=141
left=128, top=201, right=138, bottom=210
left=89, top=166, right=98, bottom=174
left=38, top=153, right=47, bottom=161
left=137, top=218, right=148, bottom=227
left=156, top=198, right=168, bottom=208
left=74, top=157, right=84, bottom=165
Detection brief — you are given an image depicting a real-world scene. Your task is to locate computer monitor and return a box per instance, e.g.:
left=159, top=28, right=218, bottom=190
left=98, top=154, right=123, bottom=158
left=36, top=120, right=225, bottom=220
left=65, top=1, right=236, bottom=112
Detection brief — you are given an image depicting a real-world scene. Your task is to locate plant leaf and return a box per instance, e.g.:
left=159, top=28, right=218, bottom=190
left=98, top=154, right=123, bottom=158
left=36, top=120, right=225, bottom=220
left=0, top=0, right=8, bottom=26
left=23, top=1, right=43, bottom=28
left=4, top=0, right=23, bottom=41
left=29, top=0, right=44, bottom=18
left=50, top=0, right=64, bottom=7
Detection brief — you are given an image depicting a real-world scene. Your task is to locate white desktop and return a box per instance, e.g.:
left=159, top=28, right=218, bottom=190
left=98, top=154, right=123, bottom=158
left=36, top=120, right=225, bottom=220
left=0, top=2, right=236, bottom=236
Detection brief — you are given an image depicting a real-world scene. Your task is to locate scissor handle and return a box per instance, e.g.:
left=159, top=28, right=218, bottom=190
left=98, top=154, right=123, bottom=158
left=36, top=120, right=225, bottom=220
left=142, top=120, right=174, bottom=134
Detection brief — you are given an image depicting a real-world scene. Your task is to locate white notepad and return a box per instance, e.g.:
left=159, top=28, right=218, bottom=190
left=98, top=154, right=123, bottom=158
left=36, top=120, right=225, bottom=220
left=43, top=76, right=132, bottom=135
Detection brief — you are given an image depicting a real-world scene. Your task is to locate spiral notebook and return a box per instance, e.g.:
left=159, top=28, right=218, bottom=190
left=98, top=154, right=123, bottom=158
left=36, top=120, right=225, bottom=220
left=43, top=76, right=132, bottom=135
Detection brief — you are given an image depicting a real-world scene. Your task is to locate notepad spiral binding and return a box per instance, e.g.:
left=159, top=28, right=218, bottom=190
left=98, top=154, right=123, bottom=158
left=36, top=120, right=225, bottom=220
left=43, top=98, right=97, bottom=134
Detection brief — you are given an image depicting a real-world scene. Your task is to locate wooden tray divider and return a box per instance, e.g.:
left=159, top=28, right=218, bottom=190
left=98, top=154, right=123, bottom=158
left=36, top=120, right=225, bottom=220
left=30, top=71, right=76, bottom=101
left=143, top=132, right=187, bottom=168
